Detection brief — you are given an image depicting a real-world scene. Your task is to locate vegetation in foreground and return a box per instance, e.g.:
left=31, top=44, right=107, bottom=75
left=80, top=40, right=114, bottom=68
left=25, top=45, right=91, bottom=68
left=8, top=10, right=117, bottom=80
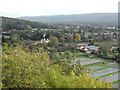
left=2, top=44, right=112, bottom=88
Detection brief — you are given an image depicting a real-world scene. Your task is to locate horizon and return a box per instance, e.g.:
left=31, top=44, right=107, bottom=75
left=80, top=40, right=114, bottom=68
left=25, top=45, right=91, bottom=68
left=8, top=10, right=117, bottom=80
left=0, top=0, right=119, bottom=18
left=1, top=13, right=118, bottom=18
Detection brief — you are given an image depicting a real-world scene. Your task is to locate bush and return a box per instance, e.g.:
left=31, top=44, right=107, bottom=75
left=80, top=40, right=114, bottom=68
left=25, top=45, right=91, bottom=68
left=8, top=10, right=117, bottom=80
left=2, top=45, right=112, bottom=88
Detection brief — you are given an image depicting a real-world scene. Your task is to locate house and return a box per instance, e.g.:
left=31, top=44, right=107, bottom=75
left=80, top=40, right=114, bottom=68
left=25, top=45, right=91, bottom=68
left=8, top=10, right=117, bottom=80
left=76, top=45, right=89, bottom=52
left=40, top=38, right=50, bottom=43
left=76, top=44, right=99, bottom=56
left=85, top=45, right=99, bottom=52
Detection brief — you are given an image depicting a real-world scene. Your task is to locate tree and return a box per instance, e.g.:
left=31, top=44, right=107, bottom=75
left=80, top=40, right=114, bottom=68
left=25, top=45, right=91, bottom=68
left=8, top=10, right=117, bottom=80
left=49, top=36, right=59, bottom=47
left=99, top=45, right=110, bottom=58
left=2, top=45, right=112, bottom=88
left=73, top=33, right=81, bottom=41
left=59, top=36, right=65, bottom=43
left=64, top=51, right=72, bottom=59
left=89, top=39, right=94, bottom=45
left=66, top=34, right=73, bottom=42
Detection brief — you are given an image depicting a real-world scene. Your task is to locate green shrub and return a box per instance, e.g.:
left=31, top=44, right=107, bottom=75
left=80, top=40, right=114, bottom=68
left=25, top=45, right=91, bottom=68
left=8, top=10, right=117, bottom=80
left=2, top=45, right=112, bottom=88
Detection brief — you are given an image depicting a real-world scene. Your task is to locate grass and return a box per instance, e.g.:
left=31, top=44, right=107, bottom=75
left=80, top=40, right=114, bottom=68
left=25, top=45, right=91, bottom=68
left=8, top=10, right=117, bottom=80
left=72, top=51, right=120, bottom=71
left=112, top=80, right=120, bottom=84
left=89, top=60, right=118, bottom=68
left=99, top=71, right=120, bottom=78
left=107, top=63, right=120, bottom=69
left=85, top=60, right=111, bottom=67
left=75, top=51, right=120, bottom=86
left=86, top=62, right=104, bottom=67
left=77, top=56, right=100, bottom=61
left=97, top=62, right=120, bottom=69
left=95, top=40, right=118, bottom=46
left=77, top=54, right=111, bottom=61
left=93, top=67, right=108, bottom=72
left=73, top=52, right=84, bottom=57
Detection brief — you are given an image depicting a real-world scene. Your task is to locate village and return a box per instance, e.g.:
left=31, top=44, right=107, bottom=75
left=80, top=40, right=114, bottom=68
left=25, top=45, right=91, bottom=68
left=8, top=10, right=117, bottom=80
left=2, top=17, right=120, bottom=88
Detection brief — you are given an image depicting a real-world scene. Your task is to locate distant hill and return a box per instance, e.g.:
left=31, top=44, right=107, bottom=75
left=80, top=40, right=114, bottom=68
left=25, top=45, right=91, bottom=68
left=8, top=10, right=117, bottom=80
left=2, top=17, right=55, bottom=31
left=18, top=13, right=118, bottom=25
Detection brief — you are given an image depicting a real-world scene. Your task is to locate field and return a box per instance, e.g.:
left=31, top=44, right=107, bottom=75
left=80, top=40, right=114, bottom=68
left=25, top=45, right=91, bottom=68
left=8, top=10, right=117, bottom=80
left=71, top=53, right=120, bottom=88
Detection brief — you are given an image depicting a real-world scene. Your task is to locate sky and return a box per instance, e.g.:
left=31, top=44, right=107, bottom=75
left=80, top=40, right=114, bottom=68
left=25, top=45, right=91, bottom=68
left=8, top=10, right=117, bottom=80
left=0, top=0, right=119, bottom=17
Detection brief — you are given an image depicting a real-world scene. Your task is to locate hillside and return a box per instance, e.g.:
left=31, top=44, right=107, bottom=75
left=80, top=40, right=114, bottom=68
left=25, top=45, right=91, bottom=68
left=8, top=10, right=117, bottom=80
left=2, top=17, right=55, bottom=31
left=18, top=13, right=118, bottom=25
